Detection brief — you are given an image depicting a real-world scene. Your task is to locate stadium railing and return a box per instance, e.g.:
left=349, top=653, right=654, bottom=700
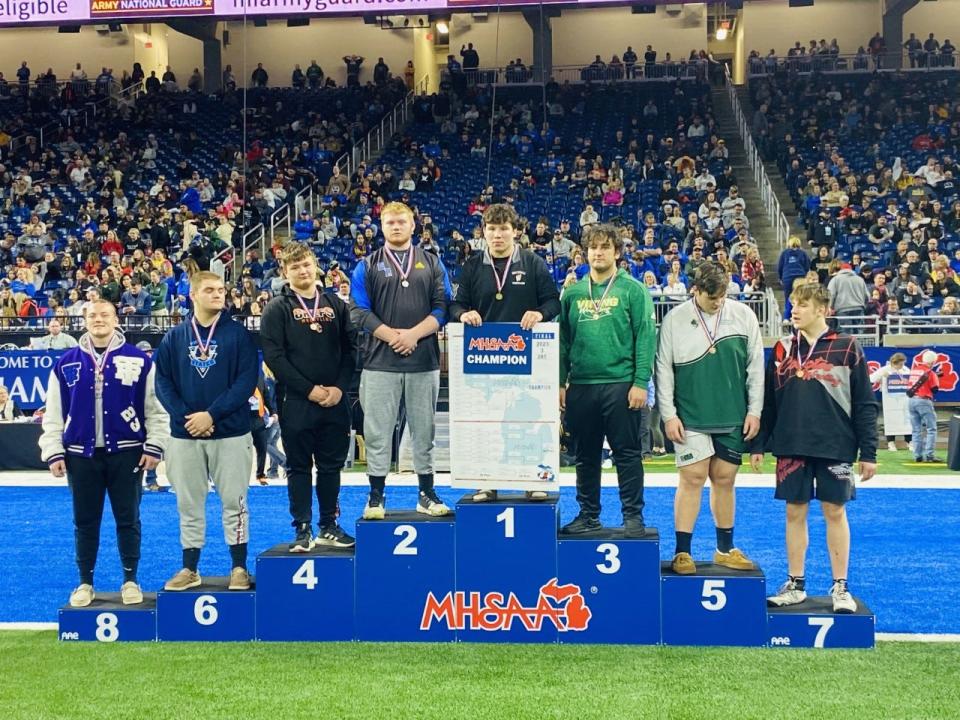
left=724, top=64, right=789, bottom=250
left=445, top=60, right=710, bottom=86
left=746, top=50, right=958, bottom=77
left=350, top=74, right=429, bottom=174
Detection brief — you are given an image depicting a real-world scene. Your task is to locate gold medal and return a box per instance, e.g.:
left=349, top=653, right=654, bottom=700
left=495, top=292, right=503, bottom=301
left=310, top=323, right=320, bottom=332
left=796, top=370, right=805, bottom=378
left=708, top=346, right=717, bottom=354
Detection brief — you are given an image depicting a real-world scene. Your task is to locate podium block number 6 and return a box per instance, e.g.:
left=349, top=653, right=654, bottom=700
left=496, top=507, right=515, bottom=538
left=595, top=543, right=621, bottom=574
left=394, top=525, right=418, bottom=555
left=95, top=612, right=119, bottom=642
left=194, top=595, right=218, bottom=626
left=701, top=579, right=727, bottom=611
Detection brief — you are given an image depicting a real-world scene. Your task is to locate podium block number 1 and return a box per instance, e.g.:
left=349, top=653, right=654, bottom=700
left=496, top=507, right=515, bottom=538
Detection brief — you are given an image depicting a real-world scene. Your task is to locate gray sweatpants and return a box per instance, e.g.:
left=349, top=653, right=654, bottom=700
left=360, top=369, right=440, bottom=477
left=166, top=434, right=254, bottom=549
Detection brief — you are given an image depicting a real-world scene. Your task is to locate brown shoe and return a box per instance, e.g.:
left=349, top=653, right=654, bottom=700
left=228, top=567, right=251, bottom=591
left=671, top=552, right=696, bottom=575
left=163, top=568, right=201, bottom=591
left=713, top=548, right=757, bottom=571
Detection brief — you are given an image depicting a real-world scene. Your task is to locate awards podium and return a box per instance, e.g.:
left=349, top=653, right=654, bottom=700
left=58, top=494, right=874, bottom=647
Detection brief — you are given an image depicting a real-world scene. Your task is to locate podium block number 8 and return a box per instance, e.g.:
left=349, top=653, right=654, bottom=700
left=595, top=543, right=621, bottom=574
left=95, top=612, right=119, bottom=642
left=194, top=595, right=218, bottom=626
left=394, top=525, right=418, bottom=555
left=496, top=507, right=515, bottom=538
left=701, top=579, right=727, bottom=611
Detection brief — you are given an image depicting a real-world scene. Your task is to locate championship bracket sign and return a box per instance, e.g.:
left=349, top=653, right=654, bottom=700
left=448, top=323, right=560, bottom=492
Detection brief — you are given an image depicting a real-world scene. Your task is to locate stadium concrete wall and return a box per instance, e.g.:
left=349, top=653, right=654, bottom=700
left=742, top=0, right=882, bottom=58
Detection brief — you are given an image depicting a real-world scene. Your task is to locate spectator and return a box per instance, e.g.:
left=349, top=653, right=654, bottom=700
left=373, top=58, right=390, bottom=86
left=344, top=55, right=364, bottom=87
left=33, top=318, right=78, bottom=350
left=828, top=261, right=869, bottom=326
left=777, top=236, right=811, bottom=301
left=0, top=385, right=22, bottom=421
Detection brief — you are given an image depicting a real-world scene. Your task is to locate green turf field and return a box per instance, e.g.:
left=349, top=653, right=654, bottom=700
left=1, top=632, right=957, bottom=719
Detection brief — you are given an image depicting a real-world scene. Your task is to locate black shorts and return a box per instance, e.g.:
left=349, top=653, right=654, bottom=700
left=774, top=457, right=856, bottom=505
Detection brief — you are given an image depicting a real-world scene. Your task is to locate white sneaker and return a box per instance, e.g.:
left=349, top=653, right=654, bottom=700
left=887, top=441, right=897, bottom=452
left=362, top=490, right=386, bottom=520
left=767, top=578, right=807, bottom=607
left=120, top=581, right=143, bottom=605
left=525, top=490, right=548, bottom=501
left=417, top=489, right=451, bottom=516
left=69, top=584, right=95, bottom=608
left=830, top=581, right=857, bottom=614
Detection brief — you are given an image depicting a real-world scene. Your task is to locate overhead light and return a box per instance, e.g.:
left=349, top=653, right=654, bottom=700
left=715, top=27, right=728, bottom=40
left=436, top=20, right=449, bottom=33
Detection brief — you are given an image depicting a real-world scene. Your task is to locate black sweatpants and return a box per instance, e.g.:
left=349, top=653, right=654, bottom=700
left=281, top=398, right=352, bottom=529
left=251, top=418, right=268, bottom=478
left=65, top=448, right=143, bottom=585
left=565, top=382, right=645, bottom=521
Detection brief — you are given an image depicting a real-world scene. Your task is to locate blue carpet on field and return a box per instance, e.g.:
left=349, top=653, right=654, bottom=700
left=0, top=486, right=956, bottom=633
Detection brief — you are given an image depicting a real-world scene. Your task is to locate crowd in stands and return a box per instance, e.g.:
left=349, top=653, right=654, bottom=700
left=752, top=60, right=960, bottom=331
left=0, top=44, right=771, bottom=339
left=748, top=32, right=957, bottom=75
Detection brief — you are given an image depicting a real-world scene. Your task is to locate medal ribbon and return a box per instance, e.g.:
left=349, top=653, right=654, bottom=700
left=87, top=344, right=112, bottom=378
left=795, top=329, right=827, bottom=372
left=693, top=299, right=724, bottom=350
left=489, top=251, right=514, bottom=296
left=383, top=245, right=414, bottom=283
left=191, top=313, right=220, bottom=358
left=588, top=273, right=618, bottom=315
left=294, top=289, right=320, bottom=323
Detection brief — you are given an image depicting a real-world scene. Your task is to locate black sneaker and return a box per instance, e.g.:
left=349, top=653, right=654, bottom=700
left=288, top=523, right=314, bottom=553
left=623, top=516, right=646, bottom=538
left=417, top=489, right=452, bottom=516
left=315, top=523, right=356, bottom=548
left=925, top=455, right=945, bottom=463
left=560, top=514, right=602, bottom=535
left=363, top=489, right=386, bottom=520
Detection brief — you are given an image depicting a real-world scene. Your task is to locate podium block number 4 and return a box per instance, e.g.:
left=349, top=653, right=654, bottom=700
left=810, top=617, right=834, bottom=648
left=194, top=596, right=218, bottom=626
left=394, top=525, right=418, bottom=555
left=701, top=580, right=727, bottom=611
left=595, top=543, right=620, bottom=574
left=96, top=613, right=119, bottom=642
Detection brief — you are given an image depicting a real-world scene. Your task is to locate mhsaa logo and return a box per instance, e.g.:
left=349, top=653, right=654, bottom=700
left=420, top=578, right=592, bottom=632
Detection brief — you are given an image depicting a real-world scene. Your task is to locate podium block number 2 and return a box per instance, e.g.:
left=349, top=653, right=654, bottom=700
left=496, top=507, right=515, bottom=538
left=701, top=580, right=727, bottom=611
left=394, top=525, right=418, bottom=555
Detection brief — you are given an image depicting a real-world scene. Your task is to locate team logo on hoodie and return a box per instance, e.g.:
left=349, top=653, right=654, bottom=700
left=189, top=341, right=218, bottom=378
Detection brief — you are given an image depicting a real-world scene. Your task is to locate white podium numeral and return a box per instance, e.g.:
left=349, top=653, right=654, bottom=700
left=496, top=507, right=515, bottom=538
left=95, top=612, right=119, bottom=642
left=393, top=525, right=418, bottom=555
left=194, top=595, right=219, bottom=626
left=595, top=543, right=621, bottom=574
left=701, top=579, right=727, bottom=611
left=809, top=617, right=835, bottom=648
left=293, top=559, right=319, bottom=590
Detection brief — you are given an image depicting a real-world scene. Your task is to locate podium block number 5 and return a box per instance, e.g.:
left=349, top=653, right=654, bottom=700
left=194, top=595, right=219, bottom=626
left=95, top=612, right=119, bottom=642
left=394, top=525, right=418, bottom=556
left=496, top=507, right=515, bottom=538
left=595, top=543, right=621, bottom=574
left=809, top=617, right=834, bottom=648
left=701, top=579, right=727, bottom=611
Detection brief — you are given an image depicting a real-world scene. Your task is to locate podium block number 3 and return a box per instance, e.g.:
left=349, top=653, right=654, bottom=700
left=394, top=525, right=418, bottom=555
left=95, top=613, right=119, bottom=642
left=595, top=543, right=621, bottom=574
left=496, top=507, right=515, bottom=538
left=194, top=596, right=218, bottom=626
left=701, top=580, right=727, bottom=611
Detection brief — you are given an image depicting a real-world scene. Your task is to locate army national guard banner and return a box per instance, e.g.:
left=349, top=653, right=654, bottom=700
left=448, top=323, right=560, bottom=492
